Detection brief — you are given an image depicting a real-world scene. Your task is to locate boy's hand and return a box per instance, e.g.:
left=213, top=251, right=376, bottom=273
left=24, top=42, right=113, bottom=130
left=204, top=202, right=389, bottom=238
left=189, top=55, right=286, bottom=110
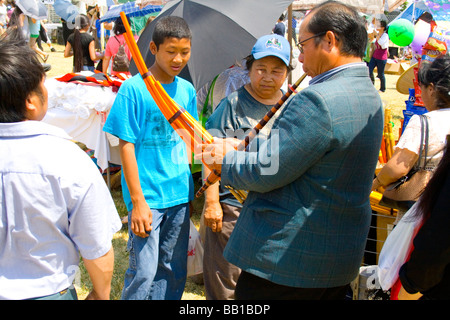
left=131, top=200, right=152, bottom=238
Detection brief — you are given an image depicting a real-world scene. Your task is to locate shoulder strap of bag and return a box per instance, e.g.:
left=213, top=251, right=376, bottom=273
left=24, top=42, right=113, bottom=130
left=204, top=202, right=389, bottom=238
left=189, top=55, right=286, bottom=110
left=114, top=36, right=124, bottom=46
left=423, top=115, right=429, bottom=167
left=416, top=115, right=429, bottom=169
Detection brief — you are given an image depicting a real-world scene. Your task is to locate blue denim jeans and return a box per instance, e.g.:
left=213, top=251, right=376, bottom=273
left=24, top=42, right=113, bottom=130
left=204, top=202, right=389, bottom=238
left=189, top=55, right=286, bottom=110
left=368, top=57, right=387, bottom=92
left=121, top=203, right=190, bottom=300
left=73, top=66, right=95, bottom=72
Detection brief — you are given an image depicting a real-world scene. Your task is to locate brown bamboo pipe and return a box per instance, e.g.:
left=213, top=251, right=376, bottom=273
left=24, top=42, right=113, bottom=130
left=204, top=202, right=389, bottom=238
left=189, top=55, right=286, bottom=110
left=195, top=73, right=308, bottom=198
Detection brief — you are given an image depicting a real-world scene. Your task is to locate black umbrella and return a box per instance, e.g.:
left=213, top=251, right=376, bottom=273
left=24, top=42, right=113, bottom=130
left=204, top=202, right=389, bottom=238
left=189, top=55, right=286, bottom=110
left=131, top=0, right=295, bottom=90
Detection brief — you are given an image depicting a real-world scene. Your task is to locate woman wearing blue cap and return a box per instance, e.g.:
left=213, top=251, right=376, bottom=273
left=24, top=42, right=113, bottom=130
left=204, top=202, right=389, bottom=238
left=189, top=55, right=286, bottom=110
left=202, top=34, right=292, bottom=300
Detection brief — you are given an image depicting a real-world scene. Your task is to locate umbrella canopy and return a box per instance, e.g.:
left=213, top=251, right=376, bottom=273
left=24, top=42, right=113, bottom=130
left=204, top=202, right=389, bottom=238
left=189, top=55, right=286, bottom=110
left=133, top=0, right=295, bottom=91
left=389, top=1, right=430, bottom=24
left=98, top=1, right=162, bottom=23
left=390, top=1, right=450, bottom=24
left=53, top=0, right=79, bottom=22
left=16, top=0, right=47, bottom=20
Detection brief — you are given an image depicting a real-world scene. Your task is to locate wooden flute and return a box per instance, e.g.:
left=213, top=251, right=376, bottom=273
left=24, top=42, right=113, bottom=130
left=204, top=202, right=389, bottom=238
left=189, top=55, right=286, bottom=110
left=195, top=72, right=308, bottom=198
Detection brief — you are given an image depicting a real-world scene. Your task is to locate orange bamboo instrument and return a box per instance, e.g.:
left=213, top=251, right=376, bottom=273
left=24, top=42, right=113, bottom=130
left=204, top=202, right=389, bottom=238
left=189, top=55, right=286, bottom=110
left=195, top=73, right=308, bottom=199
left=119, top=12, right=213, bottom=157
left=379, top=134, right=387, bottom=164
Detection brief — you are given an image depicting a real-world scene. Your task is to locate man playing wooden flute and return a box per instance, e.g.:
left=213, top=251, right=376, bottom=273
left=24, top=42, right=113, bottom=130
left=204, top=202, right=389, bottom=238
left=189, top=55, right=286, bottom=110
left=196, top=0, right=384, bottom=300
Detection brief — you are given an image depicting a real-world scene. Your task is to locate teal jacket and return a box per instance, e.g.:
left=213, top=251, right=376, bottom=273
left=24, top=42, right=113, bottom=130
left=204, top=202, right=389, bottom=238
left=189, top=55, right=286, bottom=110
left=222, top=64, right=384, bottom=288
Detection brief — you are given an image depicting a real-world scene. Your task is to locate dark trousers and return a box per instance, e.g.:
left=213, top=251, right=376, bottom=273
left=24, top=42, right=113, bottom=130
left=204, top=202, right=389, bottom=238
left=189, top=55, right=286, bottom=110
left=368, top=57, right=387, bottom=92
left=235, top=271, right=350, bottom=300
left=203, top=203, right=241, bottom=300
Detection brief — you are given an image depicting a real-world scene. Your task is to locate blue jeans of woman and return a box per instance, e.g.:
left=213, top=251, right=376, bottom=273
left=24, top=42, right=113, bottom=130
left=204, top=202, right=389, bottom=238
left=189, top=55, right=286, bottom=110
left=121, top=203, right=190, bottom=300
left=368, top=57, right=387, bottom=92
left=73, top=66, right=95, bottom=72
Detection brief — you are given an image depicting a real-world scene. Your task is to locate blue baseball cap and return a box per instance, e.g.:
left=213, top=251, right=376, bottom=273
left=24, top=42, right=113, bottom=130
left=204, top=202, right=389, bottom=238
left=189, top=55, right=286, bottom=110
left=251, top=34, right=291, bottom=67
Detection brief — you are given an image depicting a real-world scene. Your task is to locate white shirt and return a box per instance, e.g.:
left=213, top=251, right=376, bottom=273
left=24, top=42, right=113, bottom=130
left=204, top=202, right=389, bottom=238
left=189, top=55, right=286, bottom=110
left=0, top=4, right=7, bottom=26
left=377, top=32, right=389, bottom=50
left=0, top=121, right=122, bottom=300
left=396, top=109, right=450, bottom=169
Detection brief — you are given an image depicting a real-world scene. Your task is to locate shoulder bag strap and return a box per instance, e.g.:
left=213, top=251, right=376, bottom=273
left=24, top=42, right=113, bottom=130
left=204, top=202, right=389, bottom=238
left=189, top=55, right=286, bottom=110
left=415, top=114, right=425, bottom=169
left=416, top=114, right=431, bottom=170
left=423, top=115, right=429, bottom=167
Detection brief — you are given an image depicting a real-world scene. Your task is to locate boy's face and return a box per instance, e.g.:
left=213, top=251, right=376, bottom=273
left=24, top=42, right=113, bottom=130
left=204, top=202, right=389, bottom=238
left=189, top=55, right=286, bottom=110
left=150, top=37, right=191, bottom=81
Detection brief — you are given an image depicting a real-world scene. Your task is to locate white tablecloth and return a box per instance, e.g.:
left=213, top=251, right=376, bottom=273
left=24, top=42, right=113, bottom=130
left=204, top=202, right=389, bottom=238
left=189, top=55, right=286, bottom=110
left=42, top=76, right=121, bottom=171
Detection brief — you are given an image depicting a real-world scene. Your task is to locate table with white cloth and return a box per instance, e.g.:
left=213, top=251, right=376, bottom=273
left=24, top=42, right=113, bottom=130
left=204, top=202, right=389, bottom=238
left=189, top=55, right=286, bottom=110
left=42, top=76, right=121, bottom=184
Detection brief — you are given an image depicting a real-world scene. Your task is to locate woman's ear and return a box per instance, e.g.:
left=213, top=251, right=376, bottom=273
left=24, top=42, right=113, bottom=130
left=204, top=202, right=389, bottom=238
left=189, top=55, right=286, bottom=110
left=428, top=83, right=436, bottom=95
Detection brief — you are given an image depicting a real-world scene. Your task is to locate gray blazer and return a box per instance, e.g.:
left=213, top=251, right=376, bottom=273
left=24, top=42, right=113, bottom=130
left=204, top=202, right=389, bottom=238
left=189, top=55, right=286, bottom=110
left=222, top=64, right=384, bottom=288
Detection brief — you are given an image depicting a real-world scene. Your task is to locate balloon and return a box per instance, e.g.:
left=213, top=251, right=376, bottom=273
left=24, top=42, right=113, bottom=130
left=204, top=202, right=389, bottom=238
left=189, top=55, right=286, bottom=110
left=411, top=20, right=431, bottom=54
left=388, top=19, right=415, bottom=47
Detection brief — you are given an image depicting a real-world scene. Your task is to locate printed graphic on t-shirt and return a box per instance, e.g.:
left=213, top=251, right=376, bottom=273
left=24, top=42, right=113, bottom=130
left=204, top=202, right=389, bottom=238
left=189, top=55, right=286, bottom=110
left=142, top=111, right=177, bottom=149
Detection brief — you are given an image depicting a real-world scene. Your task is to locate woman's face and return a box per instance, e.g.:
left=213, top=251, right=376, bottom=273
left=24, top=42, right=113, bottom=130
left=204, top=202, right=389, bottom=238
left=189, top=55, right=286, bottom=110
left=247, top=56, right=288, bottom=100
left=419, top=83, right=437, bottom=111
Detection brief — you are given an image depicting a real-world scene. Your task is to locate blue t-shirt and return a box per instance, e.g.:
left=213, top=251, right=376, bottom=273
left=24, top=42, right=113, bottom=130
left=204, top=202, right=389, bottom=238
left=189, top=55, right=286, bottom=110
left=103, top=74, right=197, bottom=210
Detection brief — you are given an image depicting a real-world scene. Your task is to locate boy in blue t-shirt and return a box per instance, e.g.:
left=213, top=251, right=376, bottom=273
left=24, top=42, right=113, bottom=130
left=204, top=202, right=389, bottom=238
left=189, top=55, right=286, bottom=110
left=103, top=16, right=197, bottom=300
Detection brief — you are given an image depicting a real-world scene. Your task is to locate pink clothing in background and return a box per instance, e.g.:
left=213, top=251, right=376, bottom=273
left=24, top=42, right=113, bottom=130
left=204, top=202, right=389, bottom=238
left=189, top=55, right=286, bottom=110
left=104, top=33, right=138, bottom=76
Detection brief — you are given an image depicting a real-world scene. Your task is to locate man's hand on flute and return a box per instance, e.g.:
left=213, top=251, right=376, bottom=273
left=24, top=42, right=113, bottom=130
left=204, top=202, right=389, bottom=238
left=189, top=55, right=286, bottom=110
left=195, top=137, right=241, bottom=174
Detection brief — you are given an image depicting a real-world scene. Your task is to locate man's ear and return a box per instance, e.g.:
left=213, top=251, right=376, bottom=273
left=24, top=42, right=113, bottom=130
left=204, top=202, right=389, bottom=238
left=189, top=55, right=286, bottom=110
left=149, top=41, right=158, bottom=55
left=323, top=30, right=337, bottom=51
left=24, top=92, right=40, bottom=120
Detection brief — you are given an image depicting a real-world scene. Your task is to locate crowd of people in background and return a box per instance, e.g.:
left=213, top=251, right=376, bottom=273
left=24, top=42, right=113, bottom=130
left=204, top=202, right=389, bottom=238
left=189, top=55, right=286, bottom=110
left=0, top=1, right=150, bottom=75
left=1, top=0, right=449, bottom=302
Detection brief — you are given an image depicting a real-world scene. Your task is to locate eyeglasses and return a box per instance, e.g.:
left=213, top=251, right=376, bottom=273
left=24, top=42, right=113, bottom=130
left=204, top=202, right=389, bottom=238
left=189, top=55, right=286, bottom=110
left=297, top=32, right=327, bottom=54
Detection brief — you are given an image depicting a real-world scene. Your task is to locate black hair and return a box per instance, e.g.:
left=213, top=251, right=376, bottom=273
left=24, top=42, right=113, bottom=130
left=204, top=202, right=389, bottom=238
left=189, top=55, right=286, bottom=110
left=417, top=12, right=433, bottom=24
left=418, top=55, right=450, bottom=110
left=113, top=17, right=126, bottom=35
left=72, top=14, right=90, bottom=72
left=8, top=6, right=22, bottom=28
left=306, top=0, right=368, bottom=58
left=0, top=29, right=46, bottom=123
left=151, top=16, right=191, bottom=49
left=414, top=135, right=450, bottom=222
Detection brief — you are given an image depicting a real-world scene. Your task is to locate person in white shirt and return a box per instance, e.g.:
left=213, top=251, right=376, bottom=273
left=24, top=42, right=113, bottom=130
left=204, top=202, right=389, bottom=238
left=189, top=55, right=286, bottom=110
left=368, top=20, right=389, bottom=92
left=0, top=0, right=8, bottom=35
left=0, top=31, right=122, bottom=300
left=372, top=55, right=450, bottom=223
